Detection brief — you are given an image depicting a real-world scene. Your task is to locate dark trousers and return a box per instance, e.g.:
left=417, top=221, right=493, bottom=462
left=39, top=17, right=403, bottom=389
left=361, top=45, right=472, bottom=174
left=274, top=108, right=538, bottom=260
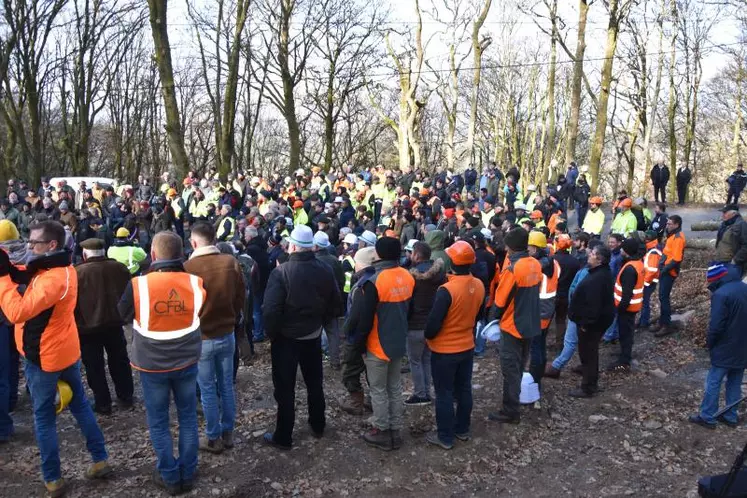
left=79, top=326, right=134, bottom=408
left=499, top=332, right=530, bottom=418
left=270, top=335, right=326, bottom=447
left=658, top=273, right=676, bottom=326
left=727, top=187, right=743, bottom=205
left=431, top=350, right=473, bottom=446
left=577, top=326, right=605, bottom=393
left=654, top=184, right=666, bottom=203
left=529, top=328, right=548, bottom=387
left=617, top=311, right=636, bottom=366
left=677, top=185, right=687, bottom=205
left=554, top=297, right=569, bottom=344
left=0, top=324, right=13, bottom=439
left=7, top=326, right=18, bottom=411
left=341, top=341, right=367, bottom=394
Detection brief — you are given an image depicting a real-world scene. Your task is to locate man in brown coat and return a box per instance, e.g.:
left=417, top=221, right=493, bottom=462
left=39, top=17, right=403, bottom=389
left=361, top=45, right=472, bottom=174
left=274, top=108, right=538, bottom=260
left=75, top=237, right=134, bottom=415
left=184, top=222, right=245, bottom=453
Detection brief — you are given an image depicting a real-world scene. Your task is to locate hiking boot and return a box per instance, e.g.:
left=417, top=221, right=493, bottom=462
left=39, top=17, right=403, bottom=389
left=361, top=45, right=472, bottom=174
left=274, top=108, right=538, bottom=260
left=487, top=411, right=520, bottom=424
left=425, top=431, right=453, bottom=450
left=544, top=365, right=561, bottom=379
left=152, top=469, right=181, bottom=496
left=363, top=395, right=373, bottom=412
left=391, top=429, right=403, bottom=450
left=222, top=431, right=234, bottom=449
left=262, top=432, right=292, bottom=451
left=568, top=388, right=595, bottom=399
left=309, top=423, right=324, bottom=439
left=404, top=395, right=432, bottom=406
left=93, top=404, right=112, bottom=416
left=362, top=428, right=393, bottom=451
left=649, top=322, right=663, bottom=333
left=85, top=460, right=113, bottom=479
left=45, top=479, right=67, bottom=498
left=718, top=415, right=739, bottom=428
left=117, top=398, right=134, bottom=410
left=688, top=414, right=717, bottom=430
left=199, top=437, right=224, bottom=454
left=654, top=325, right=676, bottom=338
left=340, top=392, right=365, bottom=416
left=455, top=432, right=471, bottom=442
left=571, top=364, right=584, bottom=376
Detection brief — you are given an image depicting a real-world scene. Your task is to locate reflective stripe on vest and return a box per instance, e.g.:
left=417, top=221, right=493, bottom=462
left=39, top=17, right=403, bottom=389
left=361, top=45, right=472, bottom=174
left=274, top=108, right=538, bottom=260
left=643, top=248, right=662, bottom=286
left=128, top=247, right=134, bottom=271
left=133, top=274, right=204, bottom=340
left=343, top=272, right=353, bottom=293
left=614, top=260, right=645, bottom=311
left=540, top=260, right=561, bottom=299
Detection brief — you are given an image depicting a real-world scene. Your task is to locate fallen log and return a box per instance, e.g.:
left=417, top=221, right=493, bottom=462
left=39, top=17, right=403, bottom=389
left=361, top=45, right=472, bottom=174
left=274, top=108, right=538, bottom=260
left=686, top=238, right=716, bottom=250
left=690, top=221, right=720, bottom=231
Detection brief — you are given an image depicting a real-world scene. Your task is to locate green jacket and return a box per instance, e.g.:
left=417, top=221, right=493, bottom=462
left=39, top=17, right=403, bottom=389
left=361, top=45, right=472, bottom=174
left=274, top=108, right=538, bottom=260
left=107, top=244, right=147, bottom=274
left=425, top=230, right=451, bottom=272
left=610, top=210, right=637, bottom=237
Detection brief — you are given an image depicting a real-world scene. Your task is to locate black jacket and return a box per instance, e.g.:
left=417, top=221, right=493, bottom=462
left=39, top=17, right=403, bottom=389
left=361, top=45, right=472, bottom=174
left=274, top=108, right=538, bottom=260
left=676, top=167, right=692, bottom=187
left=650, top=164, right=670, bottom=187
left=262, top=251, right=342, bottom=340
left=471, top=247, right=496, bottom=291
left=554, top=251, right=581, bottom=299
left=568, top=263, right=615, bottom=330
left=244, top=237, right=271, bottom=291
left=408, top=259, right=446, bottom=330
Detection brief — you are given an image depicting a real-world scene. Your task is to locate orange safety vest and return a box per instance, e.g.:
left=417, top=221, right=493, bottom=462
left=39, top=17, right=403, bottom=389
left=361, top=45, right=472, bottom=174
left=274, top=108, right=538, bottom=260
left=427, top=274, right=485, bottom=354
left=614, top=260, right=645, bottom=312
left=493, top=256, right=542, bottom=339
left=366, top=265, right=415, bottom=361
left=643, top=245, right=662, bottom=287
left=540, top=259, right=561, bottom=329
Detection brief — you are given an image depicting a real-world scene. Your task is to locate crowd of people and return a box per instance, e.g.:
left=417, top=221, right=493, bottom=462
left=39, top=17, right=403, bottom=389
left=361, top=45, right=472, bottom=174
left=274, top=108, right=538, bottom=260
left=0, top=161, right=746, bottom=497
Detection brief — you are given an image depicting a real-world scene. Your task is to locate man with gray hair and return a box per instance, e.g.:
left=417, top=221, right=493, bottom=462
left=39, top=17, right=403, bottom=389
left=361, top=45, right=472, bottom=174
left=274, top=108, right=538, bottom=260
left=715, top=204, right=747, bottom=278
left=262, top=225, right=342, bottom=450
left=74, top=238, right=134, bottom=415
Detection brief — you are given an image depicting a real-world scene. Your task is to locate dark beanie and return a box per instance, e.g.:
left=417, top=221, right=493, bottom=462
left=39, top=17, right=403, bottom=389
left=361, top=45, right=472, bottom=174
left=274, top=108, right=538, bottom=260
left=622, top=238, right=639, bottom=257
left=375, top=236, right=401, bottom=261
left=504, top=227, right=529, bottom=252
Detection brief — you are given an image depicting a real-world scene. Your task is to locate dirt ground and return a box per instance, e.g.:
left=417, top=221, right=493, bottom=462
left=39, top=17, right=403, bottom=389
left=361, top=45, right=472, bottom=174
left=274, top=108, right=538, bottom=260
left=0, top=248, right=742, bottom=498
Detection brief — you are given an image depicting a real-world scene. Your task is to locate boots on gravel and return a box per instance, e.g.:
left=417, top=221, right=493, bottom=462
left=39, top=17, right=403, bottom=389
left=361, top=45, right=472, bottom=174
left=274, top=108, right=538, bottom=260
left=363, top=394, right=373, bottom=412
left=390, top=429, right=403, bottom=450
left=544, top=364, right=561, bottom=379
left=362, top=428, right=393, bottom=451
left=340, top=391, right=365, bottom=415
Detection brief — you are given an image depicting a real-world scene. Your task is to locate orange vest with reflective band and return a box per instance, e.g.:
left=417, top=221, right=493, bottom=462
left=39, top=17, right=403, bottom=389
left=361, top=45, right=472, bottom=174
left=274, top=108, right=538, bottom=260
left=427, top=274, right=485, bottom=354
left=493, top=256, right=542, bottom=339
left=643, top=242, right=662, bottom=287
left=540, top=259, right=561, bottom=329
left=130, top=272, right=206, bottom=372
left=614, top=260, right=645, bottom=312
left=366, top=265, right=415, bottom=361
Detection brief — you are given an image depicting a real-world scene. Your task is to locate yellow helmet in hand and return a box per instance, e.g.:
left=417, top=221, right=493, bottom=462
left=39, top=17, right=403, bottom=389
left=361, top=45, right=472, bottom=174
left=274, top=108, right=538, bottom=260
left=55, top=381, right=73, bottom=415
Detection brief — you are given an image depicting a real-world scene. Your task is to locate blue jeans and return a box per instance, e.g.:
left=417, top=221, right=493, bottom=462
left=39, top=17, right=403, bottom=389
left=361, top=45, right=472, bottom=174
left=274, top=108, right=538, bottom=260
left=552, top=320, right=579, bottom=370
left=140, top=364, right=199, bottom=486
left=639, top=283, right=656, bottom=327
left=529, top=328, right=548, bottom=386
left=253, top=290, right=265, bottom=341
left=197, top=334, right=236, bottom=440
left=24, top=359, right=107, bottom=483
left=603, top=313, right=618, bottom=341
left=474, top=320, right=486, bottom=355
left=659, top=273, right=675, bottom=325
left=699, top=366, right=744, bottom=424
left=431, top=350, right=473, bottom=445
left=0, top=324, right=13, bottom=440
left=406, top=330, right=431, bottom=398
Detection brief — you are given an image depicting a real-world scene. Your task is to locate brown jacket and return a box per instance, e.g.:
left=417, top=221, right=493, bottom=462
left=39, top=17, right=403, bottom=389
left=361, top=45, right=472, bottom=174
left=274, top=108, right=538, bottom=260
left=184, top=246, right=245, bottom=339
left=74, top=256, right=132, bottom=333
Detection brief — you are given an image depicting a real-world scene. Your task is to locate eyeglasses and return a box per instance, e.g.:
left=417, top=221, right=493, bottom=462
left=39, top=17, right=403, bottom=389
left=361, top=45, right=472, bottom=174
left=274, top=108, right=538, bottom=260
left=27, top=239, right=52, bottom=248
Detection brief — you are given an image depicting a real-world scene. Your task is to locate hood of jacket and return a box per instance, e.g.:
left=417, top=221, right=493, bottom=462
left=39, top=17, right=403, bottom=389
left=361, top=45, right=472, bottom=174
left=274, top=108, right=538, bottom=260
left=425, top=229, right=446, bottom=251
left=409, top=258, right=444, bottom=281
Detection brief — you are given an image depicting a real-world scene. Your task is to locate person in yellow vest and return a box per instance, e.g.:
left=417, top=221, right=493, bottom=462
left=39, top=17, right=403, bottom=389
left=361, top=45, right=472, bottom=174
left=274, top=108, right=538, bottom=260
left=214, top=205, right=236, bottom=242
left=422, top=241, right=484, bottom=450
left=609, top=238, right=645, bottom=373
left=117, top=231, right=206, bottom=495
left=292, top=200, right=309, bottom=227
left=108, top=227, right=147, bottom=275
left=352, top=237, right=415, bottom=451
left=610, top=198, right=638, bottom=237
left=582, top=196, right=605, bottom=236
left=638, top=231, right=662, bottom=329
left=529, top=210, right=546, bottom=229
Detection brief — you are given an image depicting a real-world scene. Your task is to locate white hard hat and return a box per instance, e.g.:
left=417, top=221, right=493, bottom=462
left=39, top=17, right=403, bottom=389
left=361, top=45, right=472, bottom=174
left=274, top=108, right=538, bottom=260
left=520, top=372, right=540, bottom=404
left=404, top=239, right=418, bottom=252
left=480, top=228, right=493, bottom=241
left=514, top=203, right=527, bottom=211
left=343, top=233, right=358, bottom=245
left=480, top=320, right=501, bottom=342
left=527, top=184, right=536, bottom=192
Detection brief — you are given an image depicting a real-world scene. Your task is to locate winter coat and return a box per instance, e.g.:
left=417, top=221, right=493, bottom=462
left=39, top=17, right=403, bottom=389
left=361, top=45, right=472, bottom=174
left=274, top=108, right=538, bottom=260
left=74, top=256, right=131, bottom=334
left=408, top=259, right=446, bottom=330
left=728, top=170, right=747, bottom=191
left=471, top=247, right=496, bottom=291
left=425, top=229, right=451, bottom=272
left=568, top=263, right=615, bottom=331
left=676, top=167, right=692, bottom=187
left=707, top=275, right=747, bottom=369
left=650, top=164, right=670, bottom=187
left=650, top=212, right=668, bottom=240
left=554, top=251, right=581, bottom=299
left=716, top=215, right=747, bottom=275
left=245, top=237, right=271, bottom=292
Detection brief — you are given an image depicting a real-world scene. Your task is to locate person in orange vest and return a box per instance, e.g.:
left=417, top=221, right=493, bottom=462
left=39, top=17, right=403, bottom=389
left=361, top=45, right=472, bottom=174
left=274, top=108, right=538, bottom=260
left=0, top=221, right=112, bottom=497
left=118, top=231, right=207, bottom=495
left=527, top=231, right=560, bottom=388
left=608, top=238, right=645, bottom=373
left=353, top=237, right=415, bottom=451
left=638, top=230, right=662, bottom=329
left=653, top=215, right=686, bottom=338
left=422, top=241, right=484, bottom=450
left=487, top=228, right=543, bottom=424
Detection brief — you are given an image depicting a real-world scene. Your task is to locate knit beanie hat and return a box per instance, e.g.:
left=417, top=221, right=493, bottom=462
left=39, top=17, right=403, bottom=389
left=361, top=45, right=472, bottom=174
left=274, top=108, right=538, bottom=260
left=288, top=225, right=314, bottom=248
left=621, top=238, right=639, bottom=257
left=504, top=227, right=529, bottom=252
left=375, top=236, right=401, bottom=261
left=707, top=262, right=729, bottom=284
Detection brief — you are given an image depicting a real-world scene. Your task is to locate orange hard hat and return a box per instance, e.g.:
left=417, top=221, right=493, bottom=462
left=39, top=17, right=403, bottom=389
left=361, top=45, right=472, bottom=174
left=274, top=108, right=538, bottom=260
left=419, top=188, right=429, bottom=196
left=589, top=196, right=603, bottom=205
left=530, top=210, right=543, bottom=220
left=620, top=198, right=633, bottom=208
left=384, top=229, right=397, bottom=238
left=293, top=200, right=304, bottom=209
left=445, top=240, right=476, bottom=266
left=167, top=188, right=177, bottom=197
left=555, top=234, right=572, bottom=251
left=182, top=177, right=192, bottom=186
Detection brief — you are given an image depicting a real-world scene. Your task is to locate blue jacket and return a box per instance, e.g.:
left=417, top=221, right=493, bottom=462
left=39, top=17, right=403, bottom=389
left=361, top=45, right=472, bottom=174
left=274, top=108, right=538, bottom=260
left=708, top=276, right=747, bottom=369
left=609, top=248, right=623, bottom=281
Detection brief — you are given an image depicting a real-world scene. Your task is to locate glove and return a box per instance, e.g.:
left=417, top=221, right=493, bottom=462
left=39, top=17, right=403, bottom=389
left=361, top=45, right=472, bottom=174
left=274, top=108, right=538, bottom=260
left=0, top=248, right=10, bottom=277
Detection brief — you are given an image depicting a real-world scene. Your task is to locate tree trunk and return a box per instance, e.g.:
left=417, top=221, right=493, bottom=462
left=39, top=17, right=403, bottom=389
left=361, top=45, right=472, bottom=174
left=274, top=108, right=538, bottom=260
left=733, top=61, right=744, bottom=164
left=565, top=0, right=589, bottom=165
left=642, top=0, right=666, bottom=174
left=544, top=0, right=558, bottom=173
left=466, top=0, right=492, bottom=164
left=147, top=0, right=190, bottom=179
left=588, top=0, right=623, bottom=194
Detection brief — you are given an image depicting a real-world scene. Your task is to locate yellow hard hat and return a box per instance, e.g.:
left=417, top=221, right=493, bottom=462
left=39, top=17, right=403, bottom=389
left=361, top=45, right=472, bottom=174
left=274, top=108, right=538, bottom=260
left=528, top=230, right=547, bottom=249
left=55, top=380, right=73, bottom=415
left=115, top=227, right=130, bottom=238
